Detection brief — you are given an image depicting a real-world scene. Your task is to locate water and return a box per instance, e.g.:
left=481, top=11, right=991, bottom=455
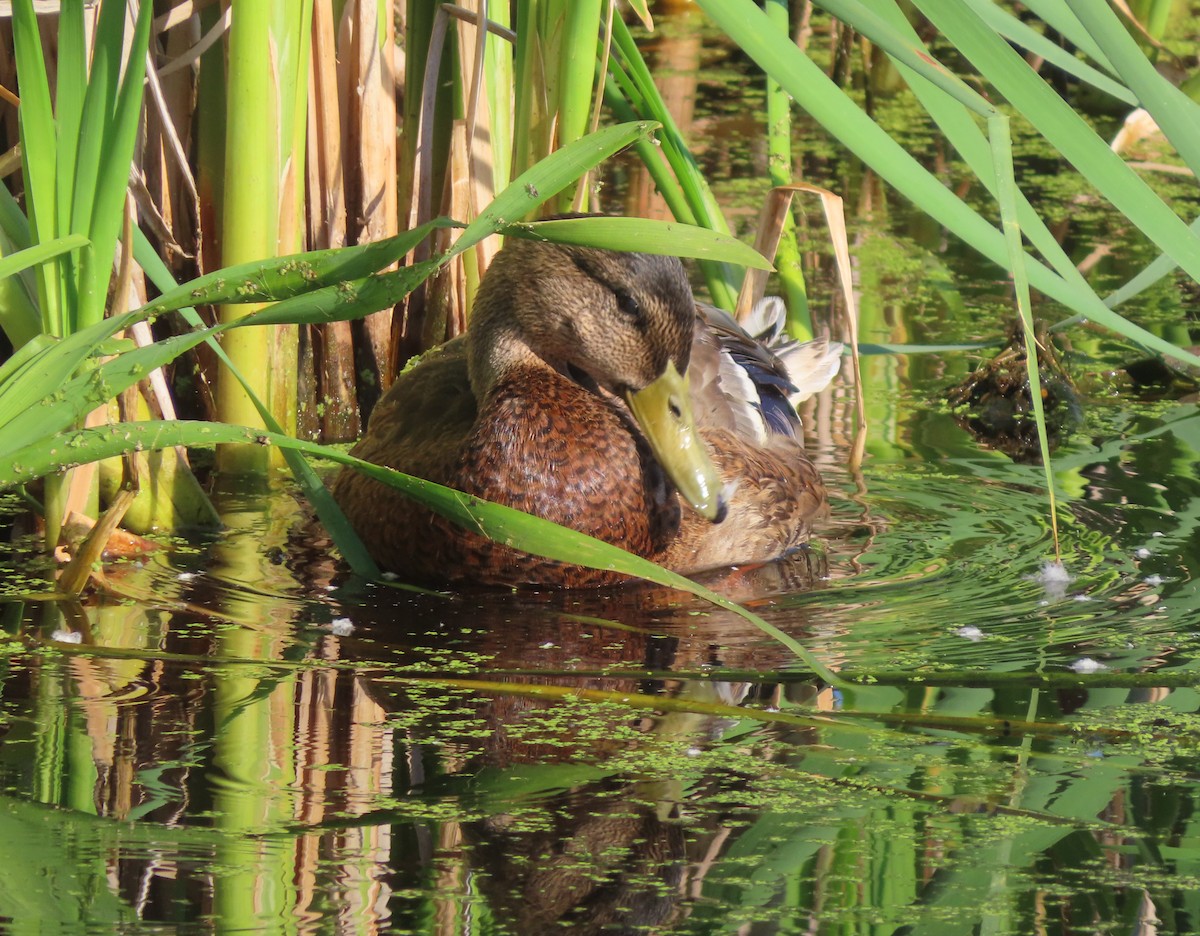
left=3, top=378, right=1199, bottom=933
left=5, top=18, right=1200, bottom=936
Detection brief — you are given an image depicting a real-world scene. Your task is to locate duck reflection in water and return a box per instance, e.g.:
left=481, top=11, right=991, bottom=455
left=342, top=578, right=828, bottom=933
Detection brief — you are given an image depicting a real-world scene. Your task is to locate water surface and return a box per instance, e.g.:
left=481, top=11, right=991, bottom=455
left=4, top=12, right=1200, bottom=935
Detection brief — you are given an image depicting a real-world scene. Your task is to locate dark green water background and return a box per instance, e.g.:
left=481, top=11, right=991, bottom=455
left=3, top=11, right=1200, bottom=935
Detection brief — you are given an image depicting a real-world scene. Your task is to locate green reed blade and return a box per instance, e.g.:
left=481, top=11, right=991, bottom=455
left=0, top=319, right=202, bottom=449
left=510, top=0, right=540, bottom=179
left=1103, top=245, right=1190, bottom=311
left=0, top=181, right=31, bottom=254
left=816, top=0, right=995, bottom=116
left=54, top=1, right=87, bottom=249
left=1016, top=0, right=1115, bottom=70
left=695, top=0, right=1200, bottom=369
left=215, top=0, right=280, bottom=446
left=910, top=0, right=1200, bottom=292
left=607, top=19, right=740, bottom=309
left=277, top=0, right=314, bottom=254
left=0, top=419, right=845, bottom=684
left=870, top=0, right=1200, bottom=364
left=764, top=0, right=810, bottom=335
left=0, top=278, right=40, bottom=352
left=0, top=234, right=88, bottom=347
left=0, top=307, right=144, bottom=433
left=692, top=0, right=1004, bottom=291
left=0, top=334, right=57, bottom=400
left=76, top=0, right=153, bottom=330
left=989, top=114, right=1060, bottom=557
left=870, top=6, right=1107, bottom=319
left=0, top=235, right=89, bottom=284
left=484, top=0, right=514, bottom=199
left=624, top=0, right=652, bottom=27
left=1135, top=0, right=1174, bottom=41
left=10, top=0, right=60, bottom=334
left=507, top=216, right=772, bottom=269
left=602, top=75, right=702, bottom=246
left=453, top=120, right=661, bottom=256
left=556, top=0, right=604, bottom=153
left=69, top=0, right=127, bottom=252
left=1067, top=0, right=1200, bottom=174
left=141, top=219, right=452, bottom=315
left=608, top=17, right=730, bottom=231
left=236, top=260, right=444, bottom=328
left=963, top=0, right=1135, bottom=105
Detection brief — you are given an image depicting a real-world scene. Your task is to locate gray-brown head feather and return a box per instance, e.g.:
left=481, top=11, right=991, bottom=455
left=467, top=239, right=695, bottom=400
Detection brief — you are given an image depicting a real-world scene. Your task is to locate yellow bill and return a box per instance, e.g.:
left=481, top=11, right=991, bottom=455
left=625, top=361, right=727, bottom=523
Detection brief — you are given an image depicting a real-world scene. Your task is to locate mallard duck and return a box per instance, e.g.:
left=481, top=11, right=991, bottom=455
left=331, top=238, right=840, bottom=587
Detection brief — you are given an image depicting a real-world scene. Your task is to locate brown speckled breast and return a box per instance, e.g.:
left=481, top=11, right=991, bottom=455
left=334, top=366, right=681, bottom=587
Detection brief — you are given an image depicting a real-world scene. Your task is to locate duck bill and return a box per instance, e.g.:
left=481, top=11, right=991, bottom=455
left=625, top=362, right=727, bottom=523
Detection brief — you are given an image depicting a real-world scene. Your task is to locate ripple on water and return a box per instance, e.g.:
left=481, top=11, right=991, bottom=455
left=803, top=459, right=1200, bottom=675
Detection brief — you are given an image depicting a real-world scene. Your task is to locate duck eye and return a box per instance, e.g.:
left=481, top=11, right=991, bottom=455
left=614, top=289, right=642, bottom=321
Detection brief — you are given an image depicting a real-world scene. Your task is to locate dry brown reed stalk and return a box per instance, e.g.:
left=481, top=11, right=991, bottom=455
left=419, top=2, right=507, bottom=351
left=58, top=484, right=136, bottom=595
left=397, top=4, right=516, bottom=372
left=145, top=3, right=222, bottom=421
left=302, top=0, right=358, bottom=442
left=291, top=672, right=392, bottom=924
left=396, top=4, right=454, bottom=373
left=416, top=10, right=484, bottom=352
left=144, top=1, right=404, bottom=441
left=99, top=196, right=215, bottom=532
left=739, top=186, right=866, bottom=471
left=141, top=29, right=200, bottom=281
left=422, top=121, right=472, bottom=350
left=455, top=3, right=501, bottom=300
left=339, top=0, right=398, bottom=422
left=154, top=2, right=228, bottom=80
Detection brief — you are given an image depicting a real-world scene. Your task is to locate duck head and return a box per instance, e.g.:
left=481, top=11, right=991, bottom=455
left=468, top=238, right=727, bottom=523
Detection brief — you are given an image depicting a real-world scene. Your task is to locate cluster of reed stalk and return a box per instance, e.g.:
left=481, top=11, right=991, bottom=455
left=0, top=0, right=1197, bottom=596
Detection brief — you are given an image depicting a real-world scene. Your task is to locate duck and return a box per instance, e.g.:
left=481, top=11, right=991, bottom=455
left=331, top=237, right=841, bottom=587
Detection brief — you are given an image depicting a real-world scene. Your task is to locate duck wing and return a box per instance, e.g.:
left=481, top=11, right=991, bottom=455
left=351, top=335, right=476, bottom=470
left=690, top=299, right=842, bottom=446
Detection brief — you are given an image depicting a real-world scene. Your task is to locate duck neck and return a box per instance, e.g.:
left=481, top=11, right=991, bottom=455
left=467, top=295, right=561, bottom=401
